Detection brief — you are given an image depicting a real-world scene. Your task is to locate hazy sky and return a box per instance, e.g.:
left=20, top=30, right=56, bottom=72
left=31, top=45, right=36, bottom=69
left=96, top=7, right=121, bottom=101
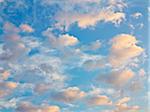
left=0, top=0, right=149, bottom=112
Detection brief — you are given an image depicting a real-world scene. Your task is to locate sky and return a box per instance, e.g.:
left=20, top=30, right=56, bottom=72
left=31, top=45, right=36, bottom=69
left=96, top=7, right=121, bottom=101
left=0, top=0, right=149, bottom=112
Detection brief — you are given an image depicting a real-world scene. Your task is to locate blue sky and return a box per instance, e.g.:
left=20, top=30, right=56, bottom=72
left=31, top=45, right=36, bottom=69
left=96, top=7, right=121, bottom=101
left=0, top=0, right=149, bottom=112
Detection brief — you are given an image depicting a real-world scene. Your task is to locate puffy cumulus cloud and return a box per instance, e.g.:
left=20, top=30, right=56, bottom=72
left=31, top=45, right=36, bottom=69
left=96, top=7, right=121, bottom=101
left=52, top=87, right=86, bottom=103
left=16, top=102, right=60, bottom=112
left=20, top=24, right=34, bottom=33
left=98, top=69, right=135, bottom=88
left=109, top=34, right=144, bottom=68
left=58, top=34, right=79, bottom=46
left=87, top=95, right=112, bottom=106
left=43, top=28, right=79, bottom=48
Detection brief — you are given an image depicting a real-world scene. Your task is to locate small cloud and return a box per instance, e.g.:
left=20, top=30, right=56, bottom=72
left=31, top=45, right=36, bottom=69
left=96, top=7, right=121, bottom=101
left=0, top=70, right=10, bottom=80
left=86, top=95, right=112, bottom=106
left=81, top=40, right=101, bottom=51
left=58, top=34, right=79, bottom=47
left=0, top=81, right=17, bottom=89
left=16, top=102, right=60, bottom=112
left=138, top=69, right=146, bottom=77
left=82, top=58, right=106, bottom=71
left=114, top=97, right=140, bottom=112
left=0, top=81, right=18, bottom=98
left=43, top=28, right=79, bottom=48
left=131, top=12, right=142, bottom=19
left=116, top=97, right=131, bottom=106
left=20, top=24, right=34, bottom=33
left=52, top=87, right=86, bottom=103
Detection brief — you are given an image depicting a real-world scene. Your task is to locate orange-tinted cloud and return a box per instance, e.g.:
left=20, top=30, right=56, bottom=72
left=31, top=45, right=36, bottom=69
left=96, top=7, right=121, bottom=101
left=20, top=24, right=34, bottom=33
left=109, top=34, right=144, bottom=68
left=53, top=87, right=86, bottom=103
left=16, top=102, right=60, bottom=112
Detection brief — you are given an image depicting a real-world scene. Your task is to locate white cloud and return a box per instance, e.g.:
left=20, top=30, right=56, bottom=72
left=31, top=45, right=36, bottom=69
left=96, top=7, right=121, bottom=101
left=43, top=28, right=79, bottom=48
left=131, top=12, right=142, bottom=19
left=58, top=34, right=79, bottom=46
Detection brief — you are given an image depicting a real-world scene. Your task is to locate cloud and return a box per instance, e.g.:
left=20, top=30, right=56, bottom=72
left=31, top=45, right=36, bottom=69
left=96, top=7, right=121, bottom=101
left=42, top=0, right=100, bottom=6
left=0, top=70, right=10, bottom=80
left=43, top=28, right=79, bottom=48
left=0, top=22, right=28, bottom=62
left=0, top=98, right=19, bottom=109
left=114, top=97, right=140, bottom=112
left=34, top=83, right=51, bottom=94
left=55, top=9, right=125, bottom=29
left=52, top=87, right=86, bottom=103
left=131, top=12, right=142, bottom=19
left=58, top=34, right=79, bottom=46
left=87, top=95, right=112, bottom=106
left=114, top=104, right=140, bottom=112
left=138, top=69, right=146, bottom=77
left=109, top=34, right=144, bottom=68
left=0, top=81, right=17, bottom=89
left=42, top=0, right=126, bottom=30
left=20, top=24, right=34, bottom=33
left=77, top=9, right=125, bottom=28
left=16, top=102, right=60, bottom=112
left=81, top=40, right=101, bottom=51
left=116, top=97, right=130, bottom=105
left=0, top=81, right=17, bottom=98
left=108, top=0, right=127, bottom=11
left=13, top=54, right=66, bottom=89
left=82, top=57, right=107, bottom=71
left=98, top=69, right=135, bottom=88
